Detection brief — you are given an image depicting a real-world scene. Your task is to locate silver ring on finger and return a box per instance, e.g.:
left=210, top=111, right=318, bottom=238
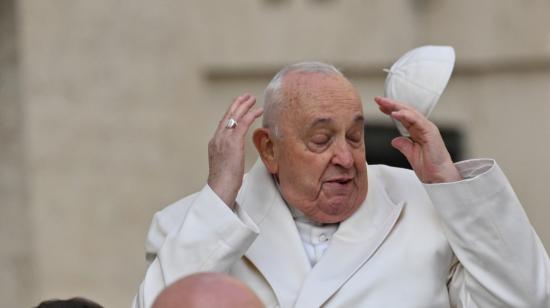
left=225, top=118, right=238, bottom=129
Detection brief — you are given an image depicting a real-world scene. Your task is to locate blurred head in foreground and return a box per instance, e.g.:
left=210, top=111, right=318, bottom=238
left=153, top=272, right=264, bottom=308
left=35, top=297, right=103, bottom=308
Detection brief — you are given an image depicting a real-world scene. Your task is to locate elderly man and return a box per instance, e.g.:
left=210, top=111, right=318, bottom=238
left=133, top=62, right=549, bottom=307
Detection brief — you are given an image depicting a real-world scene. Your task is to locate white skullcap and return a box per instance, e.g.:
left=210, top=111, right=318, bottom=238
left=384, top=45, right=455, bottom=136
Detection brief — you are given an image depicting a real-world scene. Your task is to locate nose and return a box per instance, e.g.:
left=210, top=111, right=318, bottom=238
left=330, top=139, right=354, bottom=169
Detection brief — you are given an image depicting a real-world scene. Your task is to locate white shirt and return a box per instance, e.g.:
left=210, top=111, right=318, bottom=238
left=275, top=175, right=339, bottom=267
left=288, top=204, right=339, bottom=267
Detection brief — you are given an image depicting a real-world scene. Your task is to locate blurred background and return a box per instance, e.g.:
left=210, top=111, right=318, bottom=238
left=2, top=0, right=550, bottom=306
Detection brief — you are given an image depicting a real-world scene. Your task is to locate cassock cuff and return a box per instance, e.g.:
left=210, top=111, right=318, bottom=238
left=422, top=158, right=509, bottom=205
left=197, top=184, right=260, bottom=246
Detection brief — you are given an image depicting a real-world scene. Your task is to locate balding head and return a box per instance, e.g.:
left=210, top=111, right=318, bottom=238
left=152, top=273, right=264, bottom=308
left=262, top=61, right=344, bottom=137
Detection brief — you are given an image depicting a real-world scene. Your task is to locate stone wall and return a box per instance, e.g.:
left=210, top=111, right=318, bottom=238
left=0, top=0, right=31, bottom=306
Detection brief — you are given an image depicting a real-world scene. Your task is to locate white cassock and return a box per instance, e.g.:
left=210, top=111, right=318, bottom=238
left=133, top=159, right=549, bottom=308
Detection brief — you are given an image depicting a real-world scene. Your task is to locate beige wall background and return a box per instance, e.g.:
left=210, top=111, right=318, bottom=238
left=1, top=0, right=549, bottom=306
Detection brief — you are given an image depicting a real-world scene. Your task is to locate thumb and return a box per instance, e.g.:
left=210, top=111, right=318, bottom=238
left=391, top=137, right=414, bottom=160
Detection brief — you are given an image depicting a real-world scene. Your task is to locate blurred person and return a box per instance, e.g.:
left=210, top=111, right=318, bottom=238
left=133, top=62, right=549, bottom=307
left=152, top=272, right=263, bottom=308
left=35, top=297, right=103, bottom=308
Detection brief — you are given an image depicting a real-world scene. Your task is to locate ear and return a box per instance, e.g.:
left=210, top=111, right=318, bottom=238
left=253, top=128, right=278, bottom=174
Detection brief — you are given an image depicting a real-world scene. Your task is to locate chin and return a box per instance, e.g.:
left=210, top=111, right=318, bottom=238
left=313, top=213, right=353, bottom=224
left=310, top=204, right=359, bottom=224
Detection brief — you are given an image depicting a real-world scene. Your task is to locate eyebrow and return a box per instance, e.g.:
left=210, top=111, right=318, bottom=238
left=308, top=114, right=365, bottom=129
left=353, top=115, right=365, bottom=124
left=308, top=117, right=332, bottom=129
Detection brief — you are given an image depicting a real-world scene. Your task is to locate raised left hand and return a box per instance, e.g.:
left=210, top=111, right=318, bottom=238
left=374, top=96, right=462, bottom=183
left=207, top=94, right=263, bottom=209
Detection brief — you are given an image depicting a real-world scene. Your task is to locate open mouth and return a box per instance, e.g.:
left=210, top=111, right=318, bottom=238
left=333, top=179, right=352, bottom=184
left=325, top=178, right=353, bottom=186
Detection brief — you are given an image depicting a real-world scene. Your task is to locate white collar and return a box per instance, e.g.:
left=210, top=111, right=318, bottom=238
left=272, top=174, right=339, bottom=266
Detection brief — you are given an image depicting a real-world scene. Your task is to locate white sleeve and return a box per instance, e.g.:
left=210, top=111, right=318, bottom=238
left=424, top=159, right=550, bottom=308
left=132, top=185, right=259, bottom=308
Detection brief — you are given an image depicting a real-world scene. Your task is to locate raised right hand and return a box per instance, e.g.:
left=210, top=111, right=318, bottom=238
left=207, top=94, right=263, bottom=209
left=374, top=96, right=462, bottom=183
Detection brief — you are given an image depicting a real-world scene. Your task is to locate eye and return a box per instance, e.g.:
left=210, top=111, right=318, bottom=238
left=347, top=132, right=363, bottom=144
left=347, top=135, right=360, bottom=142
left=311, top=134, right=330, bottom=145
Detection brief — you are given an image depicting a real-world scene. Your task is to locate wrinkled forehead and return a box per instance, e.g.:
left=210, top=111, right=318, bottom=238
left=279, top=71, right=363, bottom=122
left=282, top=71, right=357, bottom=98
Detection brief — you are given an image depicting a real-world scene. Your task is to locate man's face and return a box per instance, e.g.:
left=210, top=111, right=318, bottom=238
left=271, top=72, right=368, bottom=223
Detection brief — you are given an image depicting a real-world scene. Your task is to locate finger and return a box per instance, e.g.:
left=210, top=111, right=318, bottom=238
left=235, top=107, right=264, bottom=135
left=218, top=94, right=251, bottom=130
left=374, top=96, right=397, bottom=114
left=391, top=136, right=414, bottom=161
left=390, top=110, right=432, bottom=144
left=374, top=96, right=413, bottom=115
left=218, top=95, right=256, bottom=134
left=230, top=95, right=257, bottom=122
left=390, top=110, right=415, bottom=128
left=226, top=93, right=251, bottom=118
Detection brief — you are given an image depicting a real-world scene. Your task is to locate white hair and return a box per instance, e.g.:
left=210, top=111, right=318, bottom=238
left=262, top=61, right=344, bottom=137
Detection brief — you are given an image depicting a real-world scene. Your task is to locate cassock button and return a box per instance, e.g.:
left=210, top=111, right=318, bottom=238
left=319, top=234, right=328, bottom=242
